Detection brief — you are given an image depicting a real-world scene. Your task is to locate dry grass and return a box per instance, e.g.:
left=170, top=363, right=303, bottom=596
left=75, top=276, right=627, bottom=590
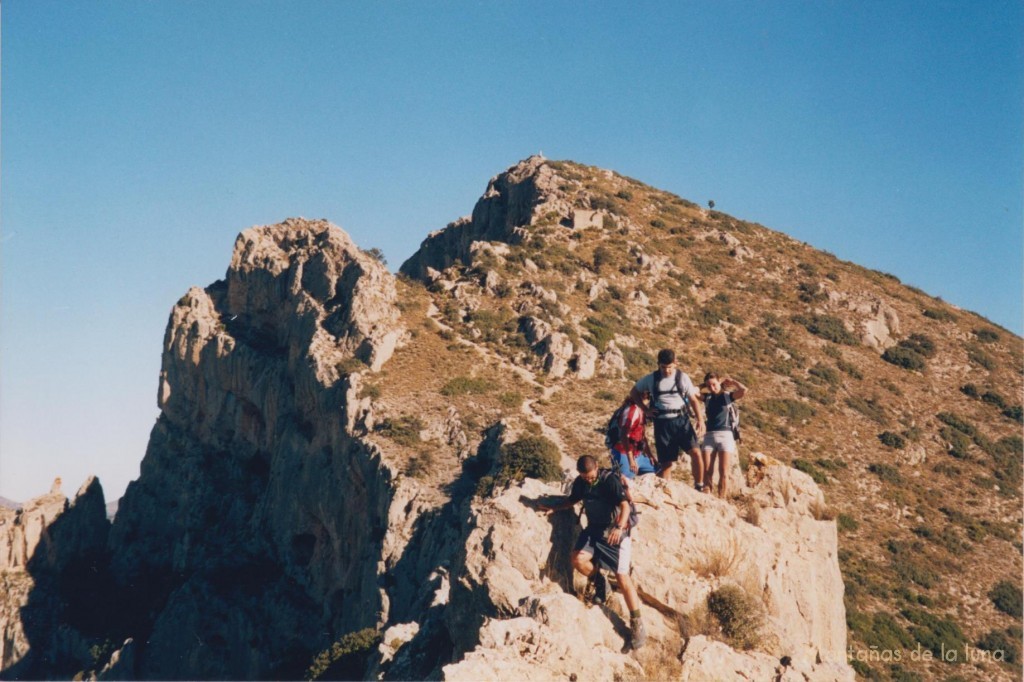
left=738, top=496, right=761, bottom=526
left=691, top=534, right=742, bottom=579
left=809, top=497, right=836, bottom=521
left=678, top=602, right=717, bottom=641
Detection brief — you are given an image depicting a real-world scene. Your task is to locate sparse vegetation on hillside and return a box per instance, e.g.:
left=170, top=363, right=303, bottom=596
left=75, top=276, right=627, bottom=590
left=394, top=158, right=1023, bottom=681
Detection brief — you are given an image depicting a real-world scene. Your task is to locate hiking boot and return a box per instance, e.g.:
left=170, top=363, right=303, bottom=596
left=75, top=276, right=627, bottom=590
left=591, top=571, right=609, bottom=605
left=630, top=617, right=647, bottom=649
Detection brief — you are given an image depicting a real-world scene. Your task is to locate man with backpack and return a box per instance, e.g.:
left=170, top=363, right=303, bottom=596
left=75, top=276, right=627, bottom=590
left=629, top=349, right=707, bottom=489
left=607, top=392, right=658, bottom=479
left=538, top=455, right=647, bottom=649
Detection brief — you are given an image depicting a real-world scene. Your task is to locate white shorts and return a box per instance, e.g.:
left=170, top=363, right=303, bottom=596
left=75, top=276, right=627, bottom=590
left=701, top=430, right=737, bottom=454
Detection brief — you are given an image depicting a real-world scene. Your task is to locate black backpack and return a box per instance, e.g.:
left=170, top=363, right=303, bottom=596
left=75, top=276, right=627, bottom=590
left=578, top=469, right=641, bottom=531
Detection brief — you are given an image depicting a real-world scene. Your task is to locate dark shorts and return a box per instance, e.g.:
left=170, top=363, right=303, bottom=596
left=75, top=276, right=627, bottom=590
left=654, top=416, right=698, bottom=463
left=573, top=527, right=632, bottom=573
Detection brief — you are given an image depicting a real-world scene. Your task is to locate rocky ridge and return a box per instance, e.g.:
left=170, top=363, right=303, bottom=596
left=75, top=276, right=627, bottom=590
left=1, top=157, right=1020, bottom=681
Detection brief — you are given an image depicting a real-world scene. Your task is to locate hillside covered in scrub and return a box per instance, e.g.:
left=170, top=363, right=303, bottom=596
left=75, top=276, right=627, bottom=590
left=0, top=157, right=1020, bottom=682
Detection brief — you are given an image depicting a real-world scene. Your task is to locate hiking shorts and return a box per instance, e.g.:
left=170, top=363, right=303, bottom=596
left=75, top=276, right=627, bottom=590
left=653, top=416, right=698, bottom=463
left=574, top=527, right=632, bottom=574
left=701, top=430, right=737, bottom=455
left=610, top=448, right=657, bottom=479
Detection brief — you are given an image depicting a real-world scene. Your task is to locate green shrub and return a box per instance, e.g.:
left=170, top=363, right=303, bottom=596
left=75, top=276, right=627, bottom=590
left=869, top=463, right=901, bottom=485
left=482, top=436, right=563, bottom=495
left=307, top=628, right=382, bottom=681
left=878, top=431, right=906, bottom=449
left=498, top=391, right=523, bottom=408
left=991, top=436, right=1023, bottom=488
left=441, top=376, right=492, bottom=396
left=592, top=245, right=615, bottom=273
left=922, top=307, right=956, bottom=322
left=837, top=359, right=863, bottom=379
left=706, top=584, right=764, bottom=650
left=882, top=346, right=926, bottom=371
left=364, top=247, right=387, bottom=265
left=849, top=611, right=916, bottom=653
left=793, top=314, right=859, bottom=345
left=692, top=257, right=723, bottom=276
left=977, top=628, right=1021, bottom=664
left=936, top=413, right=976, bottom=437
left=615, top=189, right=634, bottom=201
left=846, top=396, right=888, bottom=425
left=901, top=608, right=967, bottom=661
left=792, top=459, right=827, bottom=485
left=989, top=580, right=1023, bottom=618
left=900, top=334, right=937, bottom=358
left=797, top=281, right=827, bottom=303
left=940, top=426, right=972, bottom=460
left=967, top=345, right=996, bottom=370
left=590, top=195, right=621, bottom=214
left=359, top=384, right=382, bottom=400
left=1002, top=405, right=1023, bottom=424
left=837, top=514, right=859, bottom=532
left=619, top=346, right=655, bottom=378
left=376, top=416, right=424, bottom=447
left=973, top=328, right=1000, bottom=343
left=980, top=390, right=1008, bottom=408
left=959, top=383, right=980, bottom=398
left=808, top=364, right=841, bottom=386
left=336, top=356, right=369, bottom=376
left=650, top=218, right=666, bottom=229
left=404, top=451, right=435, bottom=479
left=761, top=398, right=816, bottom=421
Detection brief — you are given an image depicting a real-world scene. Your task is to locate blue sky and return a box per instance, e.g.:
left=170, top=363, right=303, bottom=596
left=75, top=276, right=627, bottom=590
left=2, top=1, right=1021, bottom=503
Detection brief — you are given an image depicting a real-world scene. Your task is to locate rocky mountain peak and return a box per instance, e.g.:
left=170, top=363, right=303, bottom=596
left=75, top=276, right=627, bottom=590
left=3, top=161, right=1020, bottom=681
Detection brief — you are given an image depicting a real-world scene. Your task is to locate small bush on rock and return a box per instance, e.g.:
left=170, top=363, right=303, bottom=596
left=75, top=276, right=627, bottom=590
left=483, top=436, right=562, bottom=495
left=706, top=584, right=765, bottom=650
left=989, top=580, right=1023, bottom=619
left=307, top=628, right=382, bottom=681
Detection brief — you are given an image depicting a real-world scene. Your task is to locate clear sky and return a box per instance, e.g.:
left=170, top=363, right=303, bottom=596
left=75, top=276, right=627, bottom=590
left=2, top=1, right=1021, bottom=503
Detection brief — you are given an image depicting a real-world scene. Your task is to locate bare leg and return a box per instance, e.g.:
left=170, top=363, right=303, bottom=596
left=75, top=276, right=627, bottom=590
left=717, top=450, right=731, bottom=498
left=706, top=450, right=718, bottom=493
left=571, top=551, right=596, bottom=578
left=689, top=448, right=704, bottom=489
left=657, top=460, right=674, bottom=479
left=615, top=572, right=641, bottom=612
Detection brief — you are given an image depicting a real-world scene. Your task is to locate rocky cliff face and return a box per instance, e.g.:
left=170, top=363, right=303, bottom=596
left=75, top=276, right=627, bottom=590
left=3, top=158, right=1019, bottom=681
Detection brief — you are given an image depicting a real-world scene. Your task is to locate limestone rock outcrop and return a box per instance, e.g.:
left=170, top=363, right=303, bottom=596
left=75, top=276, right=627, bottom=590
left=0, top=477, right=110, bottom=675
left=401, top=156, right=566, bottom=279
left=1, top=161, right=864, bottom=681
left=100, top=218, right=410, bottom=680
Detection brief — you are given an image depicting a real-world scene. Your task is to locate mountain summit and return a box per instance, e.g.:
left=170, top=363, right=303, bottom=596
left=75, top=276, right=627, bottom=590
left=1, top=158, right=1019, bottom=681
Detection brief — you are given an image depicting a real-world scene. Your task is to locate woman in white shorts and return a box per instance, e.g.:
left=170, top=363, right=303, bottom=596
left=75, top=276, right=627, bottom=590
left=700, top=373, right=747, bottom=498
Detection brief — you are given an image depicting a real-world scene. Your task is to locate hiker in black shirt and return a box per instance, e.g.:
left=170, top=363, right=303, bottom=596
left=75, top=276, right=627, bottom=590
left=539, top=455, right=647, bottom=649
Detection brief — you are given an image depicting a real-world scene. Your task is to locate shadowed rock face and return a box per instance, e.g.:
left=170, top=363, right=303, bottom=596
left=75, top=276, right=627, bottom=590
left=0, top=478, right=110, bottom=676
left=101, top=219, right=408, bottom=679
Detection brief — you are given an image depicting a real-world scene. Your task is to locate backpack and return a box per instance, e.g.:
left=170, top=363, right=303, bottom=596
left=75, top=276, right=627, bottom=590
left=650, top=370, right=691, bottom=420
left=577, top=469, right=640, bottom=531
left=604, top=405, right=628, bottom=450
left=727, top=400, right=741, bottom=442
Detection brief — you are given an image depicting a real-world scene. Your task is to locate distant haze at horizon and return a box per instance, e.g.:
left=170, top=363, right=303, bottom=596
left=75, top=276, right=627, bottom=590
left=1, top=0, right=1020, bottom=503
